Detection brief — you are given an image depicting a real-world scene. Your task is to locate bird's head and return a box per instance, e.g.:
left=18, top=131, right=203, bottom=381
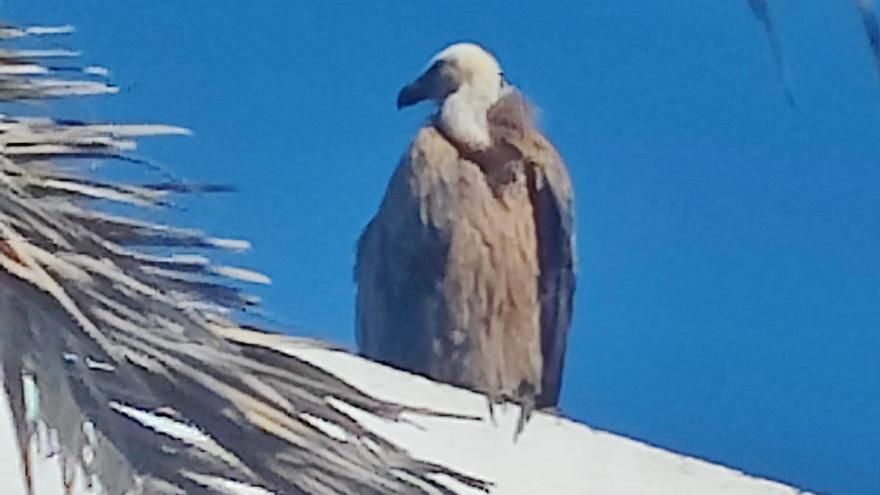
left=397, top=42, right=504, bottom=109
left=398, top=43, right=506, bottom=150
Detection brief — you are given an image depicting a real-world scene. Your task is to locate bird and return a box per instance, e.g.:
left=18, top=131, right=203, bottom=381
left=0, top=24, right=488, bottom=495
left=355, top=42, right=576, bottom=433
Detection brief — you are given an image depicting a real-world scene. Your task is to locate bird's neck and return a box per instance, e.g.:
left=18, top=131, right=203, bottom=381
left=437, top=85, right=498, bottom=151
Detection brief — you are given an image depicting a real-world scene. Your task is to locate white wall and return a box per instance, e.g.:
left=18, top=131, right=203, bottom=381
left=1, top=346, right=811, bottom=495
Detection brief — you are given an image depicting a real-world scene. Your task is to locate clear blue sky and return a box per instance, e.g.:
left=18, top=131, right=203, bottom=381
left=7, top=1, right=879, bottom=494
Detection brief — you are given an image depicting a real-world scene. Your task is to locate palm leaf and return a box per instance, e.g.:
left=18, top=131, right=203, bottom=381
left=0, top=24, right=487, bottom=495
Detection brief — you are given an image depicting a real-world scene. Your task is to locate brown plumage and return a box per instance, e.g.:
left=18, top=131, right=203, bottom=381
left=356, top=43, right=575, bottom=432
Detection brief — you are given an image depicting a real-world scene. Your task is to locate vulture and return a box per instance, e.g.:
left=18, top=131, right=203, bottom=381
left=356, top=43, right=576, bottom=431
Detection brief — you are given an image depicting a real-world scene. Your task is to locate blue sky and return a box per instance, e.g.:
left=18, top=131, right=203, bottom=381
left=6, top=1, right=880, bottom=494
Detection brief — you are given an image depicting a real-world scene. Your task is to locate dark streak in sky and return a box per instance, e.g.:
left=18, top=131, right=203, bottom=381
left=856, top=0, right=880, bottom=82
left=747, top=0, right=795, bottom=105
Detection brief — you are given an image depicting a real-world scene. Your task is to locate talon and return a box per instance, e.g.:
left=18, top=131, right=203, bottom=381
left=485, top=396, right=497, bottom=426
left=514, top=397, right=535, bottom=440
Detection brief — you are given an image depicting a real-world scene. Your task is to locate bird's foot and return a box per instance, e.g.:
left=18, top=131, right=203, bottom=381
left=485, top=395, right=498, bottom=426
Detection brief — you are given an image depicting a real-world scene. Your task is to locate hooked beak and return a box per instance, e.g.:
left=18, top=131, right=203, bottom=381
left=396, top=76, right=431, bottom=110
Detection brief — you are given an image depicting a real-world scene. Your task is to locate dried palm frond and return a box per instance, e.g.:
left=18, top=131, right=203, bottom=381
left=0, top=24, right=487, bottom=495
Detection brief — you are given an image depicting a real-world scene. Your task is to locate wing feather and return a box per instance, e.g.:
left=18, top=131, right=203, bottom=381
left=488, top=91, right=576, bottom=409
left=530, top=147, right=575, bottom=409
left=355, top=128, right=456, bottom=376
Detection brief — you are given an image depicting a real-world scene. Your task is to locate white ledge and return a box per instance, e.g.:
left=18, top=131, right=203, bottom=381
left=285, top=346, right=811, bottom=495
left=1, top=345, right=812, bottom=495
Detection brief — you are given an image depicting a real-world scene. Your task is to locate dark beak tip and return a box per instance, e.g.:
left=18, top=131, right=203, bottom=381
left=396, top=92, right=412, bottom=110
left=396, top=83, right=424, bottom=110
